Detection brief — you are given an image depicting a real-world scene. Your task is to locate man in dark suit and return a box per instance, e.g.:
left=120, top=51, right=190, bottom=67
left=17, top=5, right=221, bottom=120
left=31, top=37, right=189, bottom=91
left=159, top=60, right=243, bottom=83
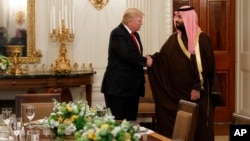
left=101, top=8, right=152, bottom=121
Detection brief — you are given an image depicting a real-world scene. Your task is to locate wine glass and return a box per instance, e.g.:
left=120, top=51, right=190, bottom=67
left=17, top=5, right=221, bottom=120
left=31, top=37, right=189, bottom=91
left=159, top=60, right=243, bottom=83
left=2, top=108, right=12, bottom=130
left=25, top=105, right=35, bottom=128
left=96, top=104, right=106, bottom=117
left=11, top=117, right=22, bottom=141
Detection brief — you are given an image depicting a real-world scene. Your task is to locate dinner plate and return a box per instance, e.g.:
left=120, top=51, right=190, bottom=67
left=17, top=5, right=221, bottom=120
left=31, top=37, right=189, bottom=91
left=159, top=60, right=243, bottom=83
left=0, top=132, right=9, bottom=141
left=0, top=137, right=8, bottom=141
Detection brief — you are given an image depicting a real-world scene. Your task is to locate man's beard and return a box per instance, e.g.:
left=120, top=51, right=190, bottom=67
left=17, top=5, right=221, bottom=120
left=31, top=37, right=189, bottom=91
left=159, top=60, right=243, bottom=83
left=176, top=22, right=186, bottom=33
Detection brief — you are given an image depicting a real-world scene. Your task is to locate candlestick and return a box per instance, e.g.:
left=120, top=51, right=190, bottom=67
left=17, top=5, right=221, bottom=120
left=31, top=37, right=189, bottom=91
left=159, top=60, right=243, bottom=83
left=50, top=18, right=74, bottom=73
left=52, top=6, right=56, bottom=29
left=59, top=11, right=61, bottom=33
left=69, top=11, right=72, bottom=33
left=72, top=8, right=74, bottom=33
left=62, top=0, right=64, bottom=19
left=70, top=0, right=74, bottom=33
left=49, top=0, right=75, bottom=73
left=65, top=5, right=68, bottom=28
left=50, top=9, right=53, bottom=33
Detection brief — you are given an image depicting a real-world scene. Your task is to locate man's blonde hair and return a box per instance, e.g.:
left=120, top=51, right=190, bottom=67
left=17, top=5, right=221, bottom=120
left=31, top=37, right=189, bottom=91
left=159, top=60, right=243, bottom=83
left=122, top=8, right=144, bottom=24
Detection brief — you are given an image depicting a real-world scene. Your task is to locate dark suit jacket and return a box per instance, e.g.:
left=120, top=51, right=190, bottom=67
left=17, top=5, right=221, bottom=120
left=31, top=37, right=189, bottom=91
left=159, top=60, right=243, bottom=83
left=101, top=23, right=146, bottom=97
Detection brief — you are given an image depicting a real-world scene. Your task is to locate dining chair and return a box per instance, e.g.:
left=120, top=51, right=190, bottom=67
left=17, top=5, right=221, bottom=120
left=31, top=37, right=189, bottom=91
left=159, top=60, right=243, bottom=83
left=232, top=113, right=250, bottom=125
left=228, top=113, right=250, bottom=141
left=21, top=102, right=54, bottom=123
left=137, top=71, right=156, bottom=129
left=172, top=100, right=199, bottom=141
left=15, top=93, right=61, bottom=118
left=172, top=110, right=192, bottom=141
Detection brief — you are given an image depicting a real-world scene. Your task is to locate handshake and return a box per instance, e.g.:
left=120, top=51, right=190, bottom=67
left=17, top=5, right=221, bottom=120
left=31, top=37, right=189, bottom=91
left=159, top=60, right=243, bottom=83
left=145, top=55, right=153, bottom=67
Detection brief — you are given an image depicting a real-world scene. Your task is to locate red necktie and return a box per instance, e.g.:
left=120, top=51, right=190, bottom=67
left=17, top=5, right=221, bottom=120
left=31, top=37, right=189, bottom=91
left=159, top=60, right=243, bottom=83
left=131, top=32, right=141, bottom=54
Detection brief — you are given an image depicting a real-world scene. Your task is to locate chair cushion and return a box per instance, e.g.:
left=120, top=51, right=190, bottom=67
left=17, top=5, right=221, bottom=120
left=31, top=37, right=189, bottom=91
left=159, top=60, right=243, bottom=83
left=178, top=100, right=199, bottom=141
left=172, top=110, right=192, bottom=141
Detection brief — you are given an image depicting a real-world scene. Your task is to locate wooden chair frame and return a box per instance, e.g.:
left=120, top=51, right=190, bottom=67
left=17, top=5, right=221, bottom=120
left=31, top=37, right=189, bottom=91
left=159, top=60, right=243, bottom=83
left=232, top=113, right=250, bottom=125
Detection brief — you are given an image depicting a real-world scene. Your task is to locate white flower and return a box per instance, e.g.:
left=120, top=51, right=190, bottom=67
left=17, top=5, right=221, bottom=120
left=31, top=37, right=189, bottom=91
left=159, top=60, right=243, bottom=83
left=133, top=133, right=141, bottom=140
left=72, top=105, right=79, bottom=114
left=64, top=124, right=76, bottom=135
left=49, top=119, right=59, bottom=128
left=0, top=55, right=9, bottom=71
left=111, top=126, right=121, bottom=137
left=120, top=120, right=131, bottom=131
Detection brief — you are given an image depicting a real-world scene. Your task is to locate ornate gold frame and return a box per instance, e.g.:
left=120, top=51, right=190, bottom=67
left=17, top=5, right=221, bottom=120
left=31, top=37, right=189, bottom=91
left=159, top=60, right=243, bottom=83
left=16, top=0, right=42, bottom=64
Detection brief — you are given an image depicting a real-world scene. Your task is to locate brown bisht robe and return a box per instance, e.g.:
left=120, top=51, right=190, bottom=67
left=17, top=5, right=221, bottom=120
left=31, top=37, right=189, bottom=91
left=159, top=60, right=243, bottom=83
left=147, top=32, right=216, bottom=141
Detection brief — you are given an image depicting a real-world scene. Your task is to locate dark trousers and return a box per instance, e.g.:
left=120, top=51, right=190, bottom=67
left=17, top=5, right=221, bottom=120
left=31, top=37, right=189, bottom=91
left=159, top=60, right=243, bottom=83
left=104, top=94, right=140, bottom=121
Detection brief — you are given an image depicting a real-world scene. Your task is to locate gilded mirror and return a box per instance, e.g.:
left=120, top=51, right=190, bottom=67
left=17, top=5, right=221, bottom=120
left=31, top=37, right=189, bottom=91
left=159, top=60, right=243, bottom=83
left=0, top=0, right=41, bottom=63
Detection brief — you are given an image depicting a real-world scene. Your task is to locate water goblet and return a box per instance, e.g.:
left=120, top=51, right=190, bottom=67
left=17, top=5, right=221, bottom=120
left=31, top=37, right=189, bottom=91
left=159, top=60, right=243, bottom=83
left=2, top=107, right=12, bottom=130
left=11, top=117, right=22, bottom=141
left=96, top=104, right=106, bottom=117
left=25, top=105, right=36, bottom=128
left=26, top=129, right=40, bottom=141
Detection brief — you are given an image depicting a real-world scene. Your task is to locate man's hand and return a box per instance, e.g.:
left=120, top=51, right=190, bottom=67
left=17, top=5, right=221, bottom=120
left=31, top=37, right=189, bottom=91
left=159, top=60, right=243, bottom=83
left=191, top=89, right=200, bottom=101
left=146, top=55, right=153, bottom=67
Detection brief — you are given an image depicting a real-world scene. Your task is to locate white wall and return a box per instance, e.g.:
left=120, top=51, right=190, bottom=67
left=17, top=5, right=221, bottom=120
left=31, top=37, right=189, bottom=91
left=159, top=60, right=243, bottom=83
left=35, top=0, right=173, bottom=106
left=236, top=0, right=250, bottom=116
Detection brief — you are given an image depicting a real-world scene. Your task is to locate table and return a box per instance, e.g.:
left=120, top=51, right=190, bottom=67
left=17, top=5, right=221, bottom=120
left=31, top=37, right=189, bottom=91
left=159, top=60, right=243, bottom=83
left=0, top=123, right=172, bottom=141
left=0, top=71, right=95, bottom=106
left=21, top=126, right=172, bottom=141
left=21, top=127, right=172, bottom=141
left=147, top=132, right=172, bottom=141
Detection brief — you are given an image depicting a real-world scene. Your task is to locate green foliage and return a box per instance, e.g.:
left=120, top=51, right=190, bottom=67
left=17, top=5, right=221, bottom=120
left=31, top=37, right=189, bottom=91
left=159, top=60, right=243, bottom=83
left=0, top=55, right=9, bottom=71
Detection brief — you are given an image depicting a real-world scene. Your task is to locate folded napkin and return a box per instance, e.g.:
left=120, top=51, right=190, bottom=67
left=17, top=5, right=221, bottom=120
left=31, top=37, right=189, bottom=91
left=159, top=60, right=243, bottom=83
left=30, top=118, right=45, bottom=125
left=139, top=127, right=154, bottom=135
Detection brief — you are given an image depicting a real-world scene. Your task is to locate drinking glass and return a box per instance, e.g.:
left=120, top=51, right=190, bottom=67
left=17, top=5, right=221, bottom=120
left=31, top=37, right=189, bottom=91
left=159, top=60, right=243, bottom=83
left=26, top=130, right=40, bottom=141
left=11, top=117, right=22, bottom=141
left=2, top=108, right=12, bottom=130
left=96, top=104, right=106, bottom=117
left=25, top=105, right=36, bottom=128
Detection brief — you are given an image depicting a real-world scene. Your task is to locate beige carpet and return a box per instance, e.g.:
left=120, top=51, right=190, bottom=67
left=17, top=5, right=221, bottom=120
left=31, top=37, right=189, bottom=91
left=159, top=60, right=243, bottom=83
left=215, top=136, right=229, bottom=141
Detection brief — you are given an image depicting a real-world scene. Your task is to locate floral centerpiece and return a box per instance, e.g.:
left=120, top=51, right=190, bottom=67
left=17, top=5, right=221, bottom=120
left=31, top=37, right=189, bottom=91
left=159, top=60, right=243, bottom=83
left=44, top=100, right=141, bottom=141
left=74, top=117, right=140, bottom=141
left=0, top=55, right=9, bottom=72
